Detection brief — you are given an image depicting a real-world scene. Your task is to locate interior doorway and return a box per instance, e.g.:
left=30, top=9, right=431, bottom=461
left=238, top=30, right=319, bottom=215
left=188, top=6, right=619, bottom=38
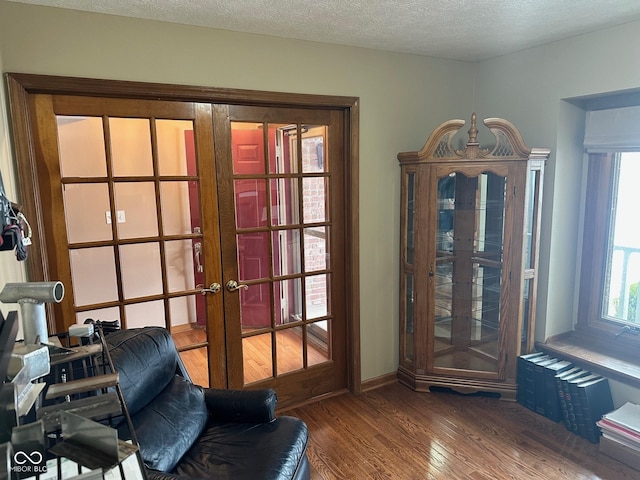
left=6, top=74, right=361, bottom=407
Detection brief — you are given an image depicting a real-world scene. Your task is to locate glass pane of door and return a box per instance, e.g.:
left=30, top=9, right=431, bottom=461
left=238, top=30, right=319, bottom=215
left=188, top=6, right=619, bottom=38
left=56, top=114, right=212, bottom=386
left=404, top=273, right=414, bottom=362
left=231, top=121, right=332, bottom=386
left=433, top=172, right=506, bottom=374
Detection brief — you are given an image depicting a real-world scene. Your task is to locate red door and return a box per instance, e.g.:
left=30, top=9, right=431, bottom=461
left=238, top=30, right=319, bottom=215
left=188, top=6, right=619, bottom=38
left=231, top=128, right=271, bottom=327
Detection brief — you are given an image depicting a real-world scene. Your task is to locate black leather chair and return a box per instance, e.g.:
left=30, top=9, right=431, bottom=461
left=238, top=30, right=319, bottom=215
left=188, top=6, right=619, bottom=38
left=105, top=326, right=310, bottom=480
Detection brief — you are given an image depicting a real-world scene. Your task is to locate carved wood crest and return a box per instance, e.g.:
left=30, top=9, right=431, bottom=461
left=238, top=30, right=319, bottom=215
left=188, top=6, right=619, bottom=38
left=398, top=113, right=536, bottom=163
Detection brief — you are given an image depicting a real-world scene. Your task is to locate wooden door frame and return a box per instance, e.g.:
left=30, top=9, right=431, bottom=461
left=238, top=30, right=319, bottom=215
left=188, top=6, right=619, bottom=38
left=5, top=73, right=362, bottom=394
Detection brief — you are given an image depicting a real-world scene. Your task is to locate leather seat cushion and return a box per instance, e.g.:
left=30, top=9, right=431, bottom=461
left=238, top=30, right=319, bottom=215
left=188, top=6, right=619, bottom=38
left=173, top=416, right=308, bottom=480
left=131, top=375, right=209, bottom=472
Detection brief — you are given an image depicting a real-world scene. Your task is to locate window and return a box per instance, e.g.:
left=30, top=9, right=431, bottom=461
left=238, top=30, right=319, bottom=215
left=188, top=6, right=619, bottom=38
left=602, top=153, right=640, bottom=325
left=578, top=132, right=640, bottom=348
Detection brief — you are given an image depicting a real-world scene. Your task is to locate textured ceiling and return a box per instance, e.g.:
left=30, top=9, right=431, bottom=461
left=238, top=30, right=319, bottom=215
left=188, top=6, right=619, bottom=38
left=8, top=0, right=640, bottom=61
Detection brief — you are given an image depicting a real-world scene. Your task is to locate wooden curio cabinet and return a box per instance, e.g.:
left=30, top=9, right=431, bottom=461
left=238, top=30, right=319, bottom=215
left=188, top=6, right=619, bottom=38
left=397, top=114, right=549, bottom=400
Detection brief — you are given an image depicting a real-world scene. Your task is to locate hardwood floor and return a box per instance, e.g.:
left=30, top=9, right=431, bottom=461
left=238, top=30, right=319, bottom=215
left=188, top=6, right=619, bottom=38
left=173, top=326, right=329, bottom=387
left=171, top=327, right=637, bottom=478
left=173, top=327, right=210, bottom=386
left=284, top=382, right=638, bottom=480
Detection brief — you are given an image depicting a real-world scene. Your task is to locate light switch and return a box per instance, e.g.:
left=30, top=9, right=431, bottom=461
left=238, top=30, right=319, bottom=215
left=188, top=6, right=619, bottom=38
left=106, top=211, right=126, bottom=223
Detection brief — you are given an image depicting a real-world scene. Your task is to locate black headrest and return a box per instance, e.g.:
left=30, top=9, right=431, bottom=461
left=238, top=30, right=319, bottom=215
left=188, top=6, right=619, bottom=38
left=106, top=327, right=179, bottom=415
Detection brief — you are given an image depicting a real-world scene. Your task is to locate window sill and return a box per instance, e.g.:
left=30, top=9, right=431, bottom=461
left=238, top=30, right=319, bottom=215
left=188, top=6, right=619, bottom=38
left=536, top=331, right=640, bottom=390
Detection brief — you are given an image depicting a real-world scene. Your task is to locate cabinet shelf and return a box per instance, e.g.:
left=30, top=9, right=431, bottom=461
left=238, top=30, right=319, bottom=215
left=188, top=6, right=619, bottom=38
left=433, top=349, right=498, bottom=372
left=433, top=316, right=500, bottom=336
left=398, top=114, right=548, bottom=399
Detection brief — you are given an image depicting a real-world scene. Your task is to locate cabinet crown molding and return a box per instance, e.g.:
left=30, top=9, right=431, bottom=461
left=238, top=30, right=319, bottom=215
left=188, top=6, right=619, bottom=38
left=398, top=113, right=551, bottom=164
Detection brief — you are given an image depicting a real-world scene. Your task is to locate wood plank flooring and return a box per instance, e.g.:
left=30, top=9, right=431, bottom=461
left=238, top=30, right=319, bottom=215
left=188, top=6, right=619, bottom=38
left=172, top=327, right=210, bottom=386
left=173, top=326, right=329, bottom=387
left=171, top=327, right=637, bottom=478
left=284, top=382, right=638, bottom=480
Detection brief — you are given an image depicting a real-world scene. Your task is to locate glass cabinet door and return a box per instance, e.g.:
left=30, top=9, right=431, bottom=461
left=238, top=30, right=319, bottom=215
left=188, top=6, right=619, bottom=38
left=433, top=171, right=507, bottom=374
left=521, top=164, right=543, bottom=352
left=401, top=171, right=416, bottom=363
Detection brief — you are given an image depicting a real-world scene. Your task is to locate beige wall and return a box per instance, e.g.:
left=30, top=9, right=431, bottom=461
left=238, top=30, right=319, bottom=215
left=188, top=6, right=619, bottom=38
left=474, top=21, right=640, bottom=404
left=474, top=20, right=640, bottom=340
left=0, top=1, right=476, bottom=381
left=1, top=2, right=639, bottom=404
left=0, top=35, right=27, bottom=326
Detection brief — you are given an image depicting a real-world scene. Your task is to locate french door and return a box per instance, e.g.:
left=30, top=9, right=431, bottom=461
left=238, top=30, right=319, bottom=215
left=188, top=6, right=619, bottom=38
left=24, top=95, right=228, bottom=386
left=7, top=74, right=357, bottom=406
left=215, top=105, right=347, bottom=399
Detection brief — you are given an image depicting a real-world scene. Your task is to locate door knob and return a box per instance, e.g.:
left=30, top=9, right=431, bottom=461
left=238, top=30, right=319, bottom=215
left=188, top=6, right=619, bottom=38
left=226, top=280, right=249, bottom=292
left=200, top=282, right=221, bottom=295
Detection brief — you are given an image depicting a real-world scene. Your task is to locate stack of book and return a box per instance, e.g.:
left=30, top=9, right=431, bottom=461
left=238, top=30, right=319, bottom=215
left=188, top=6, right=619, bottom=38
left=517, top=353, right=614, bottom=443
left=564, top=373, right=613, bottom=442
left=517, top=353, right=573, bottom=421
left=597, top=402, right=640, bottom=471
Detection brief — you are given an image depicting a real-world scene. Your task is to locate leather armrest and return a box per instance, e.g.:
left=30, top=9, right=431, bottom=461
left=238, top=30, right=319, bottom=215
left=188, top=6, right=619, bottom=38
left=203, top=388, right=277, bottom=423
